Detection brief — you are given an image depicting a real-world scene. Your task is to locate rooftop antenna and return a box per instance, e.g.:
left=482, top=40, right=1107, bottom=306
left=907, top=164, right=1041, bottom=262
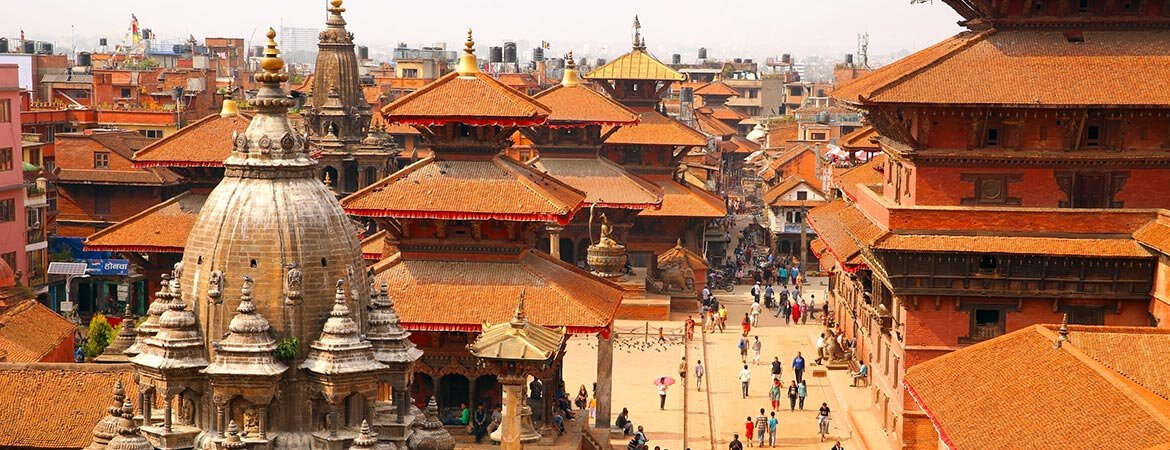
left=857, top=33, right=870, bottom=69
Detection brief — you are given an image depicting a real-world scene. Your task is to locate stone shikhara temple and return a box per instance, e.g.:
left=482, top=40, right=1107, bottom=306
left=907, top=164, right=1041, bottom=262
left=84, top=28, right=455, bottom=450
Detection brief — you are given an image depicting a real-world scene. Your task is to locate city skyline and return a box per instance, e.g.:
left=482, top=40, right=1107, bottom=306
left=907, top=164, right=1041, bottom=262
left=2, top=0, right=964, bottom=62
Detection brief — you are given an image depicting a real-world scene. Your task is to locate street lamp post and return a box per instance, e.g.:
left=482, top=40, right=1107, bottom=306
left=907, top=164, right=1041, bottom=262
left=64, top=270, right=90, bottom=325
left=799, top=200, right=808, bottom=275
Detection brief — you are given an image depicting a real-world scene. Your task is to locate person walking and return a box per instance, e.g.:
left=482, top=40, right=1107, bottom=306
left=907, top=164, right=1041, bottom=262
left=741, top=313, right=752, bottom=336
left=739, top=336, right=750, bottom=363
left=830, top=441, right=844, bottom=450
left=695, top=360, right=705, bottom=391
left=806, top=296, right=816, bottom=321
left=793, top=352, right=806, bottom=384
left=792, top=300, right=802, bottom=325
left=755, top=409, right=768, bottom=447
left=685, top=315, right=696, bottom=341
left=679, top=357, right=688, bottom=384
left=751, top=281, right=761, bottom=303
left=718, top=305, right=728, bottom=333
left=798, top=380, right=808, bottom=410
left=739, top=364, right=752, bottom=398
left=751, top=336, right=762, bottom=365
left=778, top=266, right=788, bottom=289
left=822, top=296, right=830, bottom=321
left=801, top=299, right=810, bottom=324
left=768, top=380, right=782, bottom=411
left=782, top=300, right=792, bottom=324
left=658, top=380, right=668, bottom=410
left=814, top=333, right=827, bottom=365
left=744, top=417, right=755, bottom=447
left=764, top=284, right=774, bottom=309
left=730, top=434, right=745, bottom=450
left=786, top=380, right=799, bottom=411
left=770, top=357, right=782, bottom=381
left=749, top=301, right=760, bottom=327
left=767, top=411, right=778, bottom=447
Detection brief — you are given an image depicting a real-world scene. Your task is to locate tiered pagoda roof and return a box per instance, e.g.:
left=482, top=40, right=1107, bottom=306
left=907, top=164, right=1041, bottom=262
left=834, top=30, right=1170, bottom=108
left=693, top=80, right=740, bottom=98
left=84, top=191, right=207, bottom=254
left=585, top=16, right=685, bottom=83
left=0, top=364, right=137, bottom=450
left=636, top=173, right=726, bottom=219
left=371, top=249, right=622, bottom=334
left=131, top=113, right=252, bottom=168
left=604, top=108, right=708, bottom=147
left=534, top=53, right=640, bottom=127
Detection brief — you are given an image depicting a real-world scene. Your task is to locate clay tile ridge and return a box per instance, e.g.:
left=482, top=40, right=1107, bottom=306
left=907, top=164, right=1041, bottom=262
left=85, top=191, right=206, bottom=254
left=133, top=112, right=253, bottom=168
left=533, top=83, right=641, bottom=127
left=833, top=30, right=992, bottom=105
left=381, top=70, right=551, bottom=127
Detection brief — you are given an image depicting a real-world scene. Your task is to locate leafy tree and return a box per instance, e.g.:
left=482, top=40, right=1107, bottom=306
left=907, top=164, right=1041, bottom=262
left=82, top=314, right=119, bottom=358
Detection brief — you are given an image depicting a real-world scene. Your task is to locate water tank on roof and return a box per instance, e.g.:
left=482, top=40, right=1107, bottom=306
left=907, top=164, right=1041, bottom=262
left=0, top=38, right=7, bottom=53
left=503, top=42, right=517, bottom=63
left=78, top=51, right=92, bottom=67
left=782, top=54, right=791, bottom=64
left=357, top=45, right=369, bottom=60
left=251, top=45, right=264, bottom=57
left=532, top=47, right=544, bottom=62
left=671, top=53, right=681, bottom=64
left=489, top=46, right=503, bottom=63
left=734, top=58, right=742, bottom=63
left=845, top=54, right=854, bottom=65
left=698, top=47, right=708, bottom=60
left=99, top=37, right=107, bottom=47
left=816, top=111, right=830, bottom=124
left=744, top=58, right=752, bottom=64
left=596, top=58, right=607, bottom=67
left=680, top=87, right=694, bottom=104
left=23, top=40, right=35, bottom=54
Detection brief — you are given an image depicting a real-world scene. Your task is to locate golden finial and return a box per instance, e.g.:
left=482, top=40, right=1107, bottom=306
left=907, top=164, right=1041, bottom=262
left=323, top=172, right=333, bottom=187
left=329, top=0, right=345, bottom=13
left=456, top=28, right=480, bottom=78
left=1053, top=313, right=1070, bottom=349
left=260, top=27, right=284, bottom=73
left=220, top=83, right=238, bottom=118
left=510, top=290, right=528, bottom=328
left=561, top=51, right=579, bottom=88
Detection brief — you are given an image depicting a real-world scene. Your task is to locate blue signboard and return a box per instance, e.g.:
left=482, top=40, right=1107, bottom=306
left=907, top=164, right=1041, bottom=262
left=86, top=259, right=130, bottom=276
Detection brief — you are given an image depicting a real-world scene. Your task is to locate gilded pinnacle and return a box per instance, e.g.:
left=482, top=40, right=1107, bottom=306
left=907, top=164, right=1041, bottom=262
left=456, top=28, right=480, bottom=77
left=260, top=27, right=284, bottom=73
left=561, top=51, right=580, bottom=87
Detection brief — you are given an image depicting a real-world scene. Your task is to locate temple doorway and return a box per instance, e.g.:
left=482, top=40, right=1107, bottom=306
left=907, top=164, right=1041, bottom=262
left=559, top=238, right=574, bottom=262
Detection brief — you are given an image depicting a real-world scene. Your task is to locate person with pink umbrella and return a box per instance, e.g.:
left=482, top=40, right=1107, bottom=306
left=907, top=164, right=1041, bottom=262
left=655, top=376, right=675, bottom=410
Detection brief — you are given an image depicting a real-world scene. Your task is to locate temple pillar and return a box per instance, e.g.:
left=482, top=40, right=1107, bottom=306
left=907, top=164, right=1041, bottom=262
left=163, top=393, right=174, bottom=432
left=547, top=224, right=563, bottom=259
left=469, top=376, right=478, bottom=408
left=395, top=388, right=408, bottom=424
left=216, top=401, right=226, bottom=438
left=500, top=376, right=524, bottom=450
left=330, top=404, right=340, bottom=438
left=540, top=374, right=554, bottom=430
left=144, top=390, right=154, bottom=424
left=594, top=332, right=614, bottom=429
left=259, top=406, right=268, bottom=439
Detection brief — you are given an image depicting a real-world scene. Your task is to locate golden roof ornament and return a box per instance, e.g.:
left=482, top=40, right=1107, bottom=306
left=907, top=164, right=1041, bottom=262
left=259, top=28, right=285, bottom=75
left=1054, top=313, right=1070, bottom=349
left=456, top=28, right=480, bottom=78
left=561, top=51, right=580, bottom=88
left=633, top=15, right=646, bottom=51
left=328, top=0, right=345, bottom=14
left=220, top=83, right=239, bottom=118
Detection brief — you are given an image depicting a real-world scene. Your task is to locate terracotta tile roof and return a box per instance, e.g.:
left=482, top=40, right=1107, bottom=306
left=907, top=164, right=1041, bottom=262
left=56, top=167, right=183, bottom=186
left=840, top=125, right=879, bottom=151
left=371, top=249, right=622, bottom=332
left=835, top=30, right=1170, bottom=107
left=584, top=49, right=685, bottom=82
left=694, top=110, right=738, bottom=137
left=904, top=325, right=1170, bottom=450
left=763, top=176, right=825, bottom=206
left=363, top=85, right=385, bottom=105
left=133, top=113, right=252, bottom=168
left=0, top=300, right=76, bottom=363
left=361, top=230, right=387, bottom=261
left=874, top=234, right=1153, bottom=258
left=604, top=108, right=708, bottom=147
left=694, top=80, right=740, bottom=97
left=709, top=107, right=746, bottom=121
left=533, top=156, right=662, bottom=209
left=834, top=154, right=885, bottom=201
left=85, top=192, right=208, bottom=253
left=656, top=241, right=709, bottom=270
left=1134, top=213, right=1170, bottom=255
left=728, top=136, right=760, bottom=154
left=533, top=84, right=640, bottom=126
left=765, top=122, right=799, bottom=149
left=637, top=174, right=726, bottom=218
left=381, top=71, right=550, bottom=126
left=806, top=200, right=886, bottom=269
left=371, top=113, right=421, bottom=135
left=497, top=73, right=540, bottom=90
left=0, top=364, right=138, bottom=449
left=342, top=155, right=586, bottom=225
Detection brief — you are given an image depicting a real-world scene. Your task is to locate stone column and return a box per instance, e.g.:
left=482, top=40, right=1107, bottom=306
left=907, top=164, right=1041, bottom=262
left=500, top=375, right=525, bottom=450
left=330, top=404, right=340, bottom=438
left=594, top=332, right=614, bottom=429
left=259, top=406, right=268, bottom=439
left=144, top=390, right=154, bottom=424
left=163, top=393, right=174, bottom=432
left=547, top=224, right=563, bottom=260
left=395, top=388, right=408, bottom=424
left=216, top=402, right=226, bottom=438
left=540, top=374, right=555, bottom=430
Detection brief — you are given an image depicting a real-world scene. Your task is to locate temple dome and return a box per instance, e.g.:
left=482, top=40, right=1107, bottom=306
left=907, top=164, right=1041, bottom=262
left=178, top=28, right=370, bottom=357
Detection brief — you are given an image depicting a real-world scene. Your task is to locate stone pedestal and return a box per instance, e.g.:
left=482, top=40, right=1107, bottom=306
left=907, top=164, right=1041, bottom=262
left=500, top=382, right=523, bottom=450
left=587, top=244, right=627, bottom=280
left=311, top=429, right=358, bottom=450
left=141, top=424, right=201, bottom=449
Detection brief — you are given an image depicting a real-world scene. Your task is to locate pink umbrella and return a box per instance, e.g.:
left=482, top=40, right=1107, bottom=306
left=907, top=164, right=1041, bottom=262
left=654, top=376, right=676, bottom=387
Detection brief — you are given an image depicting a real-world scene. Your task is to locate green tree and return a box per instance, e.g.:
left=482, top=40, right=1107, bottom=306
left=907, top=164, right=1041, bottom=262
left=82, top=314, right=119, bottom=358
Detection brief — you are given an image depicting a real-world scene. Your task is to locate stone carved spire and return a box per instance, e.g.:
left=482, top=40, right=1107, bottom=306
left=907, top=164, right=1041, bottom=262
left=222, top=421, right=246, bottom=450
left=367, top=282, right=423, bottom=364
left=348, top=420, right=378, bottom=450
left=127, top=273, right=171, bottom=356
left=307, top=0, right=371, bottom=151
left=300, top=280, right=386, bottom=375
left=224, top=28, right=313, bottom=175
left=632, top=15, right=646, bottom=51
left=97, top=303, right=137, bottom=362
left=104, top=398, right=153, bottom=450
left=84, top=381, right=126, bottom=450
left=203, top=276, right=287, bottom=377
left=407, top=397, right=455, bottom=450
left=132, top=272, right=208, bottom=370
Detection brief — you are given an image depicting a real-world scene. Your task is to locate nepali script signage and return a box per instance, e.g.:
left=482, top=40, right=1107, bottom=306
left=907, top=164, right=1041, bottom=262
left=86, top=259, right=130, bottom=276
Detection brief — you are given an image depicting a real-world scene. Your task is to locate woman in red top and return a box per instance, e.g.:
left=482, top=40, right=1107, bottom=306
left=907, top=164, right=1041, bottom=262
left=792, top=301, right=802, bottom=325
left=745, top=416, right=755, bottom=447
left=741, top=313, right=752, bottom=336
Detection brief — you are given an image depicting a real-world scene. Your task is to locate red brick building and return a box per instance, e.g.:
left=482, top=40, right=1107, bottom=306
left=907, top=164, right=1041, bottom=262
left=813, top=2, right=1170, bottom=448
left=54, top=130, right=182, bottom=237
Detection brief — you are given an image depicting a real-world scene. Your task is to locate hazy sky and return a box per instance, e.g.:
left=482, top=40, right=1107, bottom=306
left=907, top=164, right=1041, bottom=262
left=4, top=0, right=965, bottom=61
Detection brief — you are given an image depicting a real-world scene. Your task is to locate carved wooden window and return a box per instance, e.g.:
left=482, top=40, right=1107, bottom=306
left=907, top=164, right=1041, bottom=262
left=1084, top=124, right=1102, bottom=147
left=1055, top=171, right=1129, bottom=208
left=969, top=308, right=1005, bottom=341
left=986, top=127, right=1000, bottom=146
left=1039, top=125, right=1048, bottom=141
left=961, top=173, right=1022, bottom=205
left=1068, top=307, right=1105, bottom=325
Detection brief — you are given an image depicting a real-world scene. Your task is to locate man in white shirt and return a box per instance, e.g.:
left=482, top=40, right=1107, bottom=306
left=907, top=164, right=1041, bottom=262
left=749, top=301, right=761, bottom=327
left=739, top=364, right=752, bottom=398
left=814, top=333, right=827, bottom=365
